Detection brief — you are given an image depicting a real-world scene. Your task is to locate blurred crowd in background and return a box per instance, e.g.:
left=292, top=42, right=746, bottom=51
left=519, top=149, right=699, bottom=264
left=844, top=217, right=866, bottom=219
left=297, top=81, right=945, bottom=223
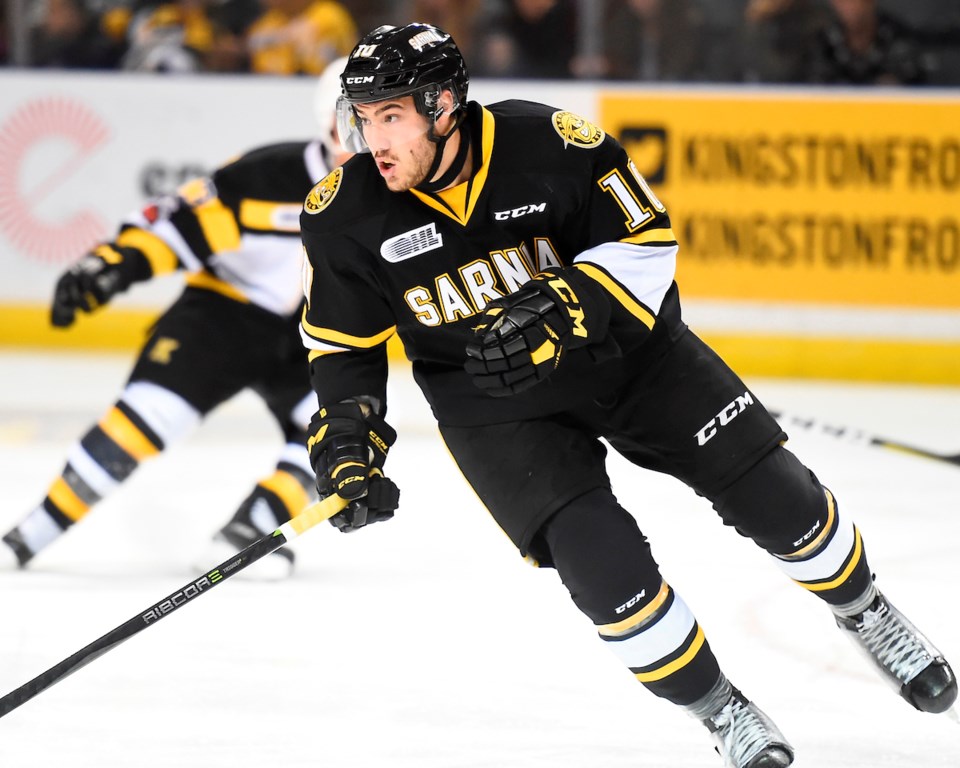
left=1, top=0, right=959, bottom=85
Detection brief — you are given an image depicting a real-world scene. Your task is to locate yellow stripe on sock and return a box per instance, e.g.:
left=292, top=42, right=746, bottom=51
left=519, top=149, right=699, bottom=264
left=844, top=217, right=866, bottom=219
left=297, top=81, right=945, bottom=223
left=599, top=581, right=671, bottom=638
left=47, top=477, right=90, bottom=522
left=258, top=470, right=311, bottom=516
left=783, top=488, right=837, bottom=561
left=634, top=624, right=706, bottom=683
left=795, top=528, right=864, bottom=592
left=98, top=408, right=160, bottom=461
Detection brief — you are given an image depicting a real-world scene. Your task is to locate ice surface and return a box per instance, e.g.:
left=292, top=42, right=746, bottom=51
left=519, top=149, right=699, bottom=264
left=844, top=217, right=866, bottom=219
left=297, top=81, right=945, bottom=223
left=1, top=351, right=958, bottom=767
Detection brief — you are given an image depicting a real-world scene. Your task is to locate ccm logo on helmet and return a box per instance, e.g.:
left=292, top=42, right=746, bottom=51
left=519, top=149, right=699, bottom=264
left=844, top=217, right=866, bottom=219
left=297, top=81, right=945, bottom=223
left=345, top=76, right=375, bottom=84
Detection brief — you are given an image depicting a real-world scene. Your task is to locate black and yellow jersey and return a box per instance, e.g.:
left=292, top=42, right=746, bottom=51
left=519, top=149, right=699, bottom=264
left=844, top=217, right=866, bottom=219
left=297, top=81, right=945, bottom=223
left=300, top=100, right=685, bottom=425
left=115, top=140, right=333, bottom=318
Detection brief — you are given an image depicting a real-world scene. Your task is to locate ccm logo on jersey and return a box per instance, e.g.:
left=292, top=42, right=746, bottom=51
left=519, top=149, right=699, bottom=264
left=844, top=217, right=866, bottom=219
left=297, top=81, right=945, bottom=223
left=380, top=222, right=444, bottom=262
left=494, top=202, right=546, bottom=221
left=695, top=392, right=755, bottom=447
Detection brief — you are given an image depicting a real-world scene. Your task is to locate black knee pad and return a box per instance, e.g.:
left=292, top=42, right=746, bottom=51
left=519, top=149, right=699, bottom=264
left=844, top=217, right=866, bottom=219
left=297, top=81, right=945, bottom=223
left=712, top=446, right=829, bottom=554
left=538, top=487, right=664, bottom=626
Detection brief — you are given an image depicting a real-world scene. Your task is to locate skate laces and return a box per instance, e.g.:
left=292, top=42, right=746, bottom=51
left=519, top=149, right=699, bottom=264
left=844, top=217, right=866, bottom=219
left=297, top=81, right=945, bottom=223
left=852, top=597, right=933, bottom=684
left=709, top=697, right=777, bottom=768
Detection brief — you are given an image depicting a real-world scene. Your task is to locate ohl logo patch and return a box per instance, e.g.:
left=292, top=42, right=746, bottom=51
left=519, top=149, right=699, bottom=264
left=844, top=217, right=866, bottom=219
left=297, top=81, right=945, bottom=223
left=551, top=111, right=605, bottom=149
left=304, top=167, right=343, bottom=214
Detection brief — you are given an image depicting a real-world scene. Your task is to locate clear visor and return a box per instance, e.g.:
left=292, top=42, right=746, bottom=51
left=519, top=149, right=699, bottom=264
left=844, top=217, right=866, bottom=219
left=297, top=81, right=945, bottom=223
left=335, top=94, right=437, bottom=155
left=336, top=96, right=369, bottom=154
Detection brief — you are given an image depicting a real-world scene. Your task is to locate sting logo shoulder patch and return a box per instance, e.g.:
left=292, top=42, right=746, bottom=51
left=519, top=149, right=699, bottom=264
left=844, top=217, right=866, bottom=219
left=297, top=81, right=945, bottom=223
left=551, top=111, right=605, bottom=149
left=380, top=222, right=443, bottom=263
left=304, top=167, right=343, bottom=214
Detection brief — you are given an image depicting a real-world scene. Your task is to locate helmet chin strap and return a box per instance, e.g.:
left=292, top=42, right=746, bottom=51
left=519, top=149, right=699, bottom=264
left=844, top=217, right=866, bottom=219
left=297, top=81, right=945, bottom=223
left=416, top=110, right=469, bottom=193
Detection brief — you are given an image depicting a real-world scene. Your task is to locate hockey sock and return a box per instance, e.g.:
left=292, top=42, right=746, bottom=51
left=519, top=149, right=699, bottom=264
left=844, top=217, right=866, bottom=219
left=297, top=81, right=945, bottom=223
left=597, top=578, right=723, bottom=705
left=542, top=488, right=723, bottom=706
left=5, top=382, right=201, bottom=564
left=230, top=458, right=315, bottom=534
left=713, top=446, right=873, bottom=608
left=769, top=487, right=874, bottom=608
left=4, top=401, right=164, bottom=560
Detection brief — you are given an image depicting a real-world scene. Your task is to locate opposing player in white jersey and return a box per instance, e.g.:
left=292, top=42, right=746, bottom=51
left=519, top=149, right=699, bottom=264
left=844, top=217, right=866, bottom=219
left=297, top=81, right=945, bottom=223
left=0, top=59, right=353, bottom=580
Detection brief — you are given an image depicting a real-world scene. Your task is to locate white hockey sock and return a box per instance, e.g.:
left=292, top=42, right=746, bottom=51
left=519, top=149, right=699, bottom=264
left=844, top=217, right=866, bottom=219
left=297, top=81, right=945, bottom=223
left=14, top=506, right=64, bottom=555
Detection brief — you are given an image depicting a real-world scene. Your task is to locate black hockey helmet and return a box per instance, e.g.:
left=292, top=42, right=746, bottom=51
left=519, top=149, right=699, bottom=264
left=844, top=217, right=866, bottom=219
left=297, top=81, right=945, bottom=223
left=340, top=23, right=469, bottom=118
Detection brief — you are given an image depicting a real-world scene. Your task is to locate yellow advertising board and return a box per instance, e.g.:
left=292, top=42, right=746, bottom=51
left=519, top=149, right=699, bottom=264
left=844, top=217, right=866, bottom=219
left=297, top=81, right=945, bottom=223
left=601, top=90, right=960, bottom=383
left=602, top=91, right=960, bottom=307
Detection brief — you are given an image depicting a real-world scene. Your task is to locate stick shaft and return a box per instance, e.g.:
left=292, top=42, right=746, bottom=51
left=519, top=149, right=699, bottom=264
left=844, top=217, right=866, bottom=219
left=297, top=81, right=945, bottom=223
left=0, top=495, right=345, bottom=718
left=771, top=410, right=960, bottom=467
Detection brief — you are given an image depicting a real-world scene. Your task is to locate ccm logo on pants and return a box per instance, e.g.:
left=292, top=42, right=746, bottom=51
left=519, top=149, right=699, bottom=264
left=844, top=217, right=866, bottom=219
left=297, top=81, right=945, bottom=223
left=695, top=392, right=754, bottom=447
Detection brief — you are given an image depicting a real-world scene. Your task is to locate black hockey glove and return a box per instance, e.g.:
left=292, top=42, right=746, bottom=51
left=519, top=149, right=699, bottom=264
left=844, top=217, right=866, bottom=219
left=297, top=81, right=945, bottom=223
left=465, top=270, right=597, bottom=397
left=307, top=401, right=399, bottom=533
left=51, top=245, right=149, bottom=328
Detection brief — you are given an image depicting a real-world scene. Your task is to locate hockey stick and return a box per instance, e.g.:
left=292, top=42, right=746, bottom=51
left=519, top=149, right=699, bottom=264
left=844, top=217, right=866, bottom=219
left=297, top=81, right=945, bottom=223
left=0, top=493, right=347, bottom=719
left=770, top=410, right=960, bottom=468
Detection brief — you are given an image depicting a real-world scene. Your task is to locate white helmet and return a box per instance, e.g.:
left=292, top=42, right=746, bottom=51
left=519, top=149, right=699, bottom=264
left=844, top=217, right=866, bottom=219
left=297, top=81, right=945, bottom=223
left=314, top=56, right=350, bottom=157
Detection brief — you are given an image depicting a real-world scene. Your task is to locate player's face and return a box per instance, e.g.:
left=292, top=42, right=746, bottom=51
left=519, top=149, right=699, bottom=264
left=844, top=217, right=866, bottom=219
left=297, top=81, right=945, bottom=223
left=354, top=97, right=438, bottom=192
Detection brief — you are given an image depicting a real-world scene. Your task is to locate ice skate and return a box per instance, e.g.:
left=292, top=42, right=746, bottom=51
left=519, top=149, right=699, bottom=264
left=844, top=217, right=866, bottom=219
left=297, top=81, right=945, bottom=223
left=835, top=590, right=957, bottom=714
left=0, top=539, right=22, bottom=571
left=702, top=688, right=794, bottom=768
left=1, top=530, right=32, bottom=570
left=194, top=519, right=294, bottom=581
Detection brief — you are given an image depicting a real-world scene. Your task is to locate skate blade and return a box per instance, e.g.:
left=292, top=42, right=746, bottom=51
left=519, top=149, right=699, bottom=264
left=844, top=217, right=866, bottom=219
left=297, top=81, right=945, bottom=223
left=0, top=543, right=22, bottom=572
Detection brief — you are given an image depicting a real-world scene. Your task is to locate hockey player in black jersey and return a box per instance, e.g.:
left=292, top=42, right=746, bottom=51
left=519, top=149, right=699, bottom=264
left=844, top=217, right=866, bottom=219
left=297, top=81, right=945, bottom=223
left=298, top=23, right=957, bottom=767
left=0, top=60, right=354, bottom=580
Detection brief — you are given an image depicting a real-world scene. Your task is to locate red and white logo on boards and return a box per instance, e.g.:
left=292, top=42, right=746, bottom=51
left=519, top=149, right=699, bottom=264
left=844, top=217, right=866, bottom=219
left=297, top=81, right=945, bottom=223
left=0, top=96, right=111, bottom=264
